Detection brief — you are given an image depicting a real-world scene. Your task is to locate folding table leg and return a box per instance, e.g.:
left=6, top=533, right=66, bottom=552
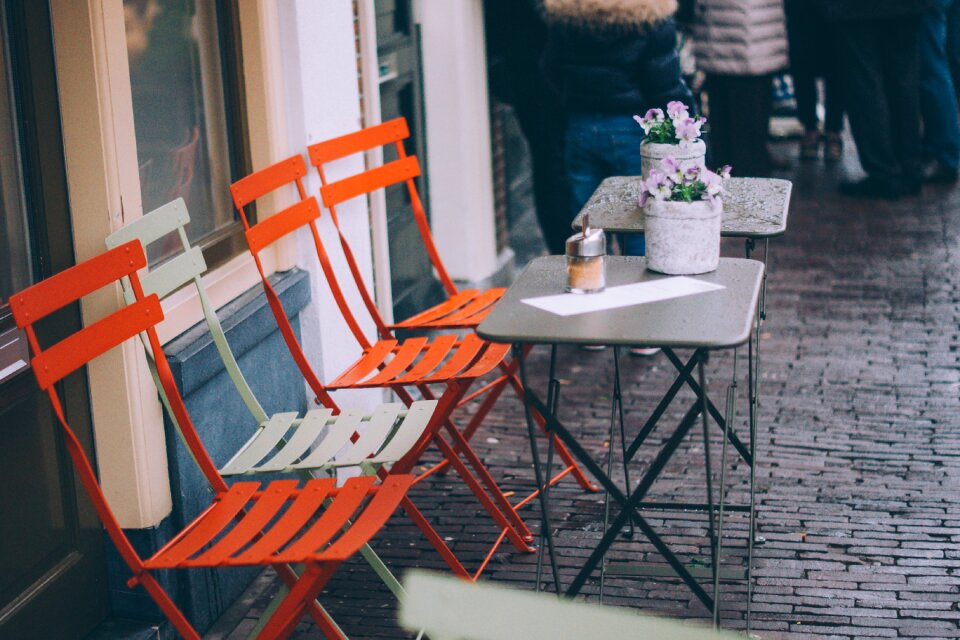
left=747, top=329, right=759, bottom=633
left=536, top=345, right=561, bottom=592
left=516, top=345, right=562, bottom=595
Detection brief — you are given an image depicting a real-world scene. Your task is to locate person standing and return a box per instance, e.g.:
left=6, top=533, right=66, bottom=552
left=817, top=0, right=928, bottom=199
left=542, top=0, right=694, bottom=257
left=694, top=0, right=789, bottom=177
left=920, top=0, right=960, bottom=183
left=785, top=0, right=845, bottom=162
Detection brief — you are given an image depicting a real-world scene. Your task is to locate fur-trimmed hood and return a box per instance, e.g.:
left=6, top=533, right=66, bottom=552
left=541, top=0, right=678, bottom=28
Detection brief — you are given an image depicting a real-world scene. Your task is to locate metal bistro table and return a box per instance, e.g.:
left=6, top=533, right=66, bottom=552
left=477, top=256, right=764, bottom=629
left=573, top=176, right=791, bottom=406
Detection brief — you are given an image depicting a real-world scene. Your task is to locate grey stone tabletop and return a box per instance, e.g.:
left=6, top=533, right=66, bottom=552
left=477, top=256, right=764, bottom=349
left=572, top=176, right=792, bottom=238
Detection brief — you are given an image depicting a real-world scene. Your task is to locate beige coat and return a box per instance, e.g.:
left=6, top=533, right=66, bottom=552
left=694, top=0, right=788, bottom=76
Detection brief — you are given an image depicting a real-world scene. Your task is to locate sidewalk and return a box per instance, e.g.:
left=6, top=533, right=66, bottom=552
left=206, top=141, right=960, bottom=639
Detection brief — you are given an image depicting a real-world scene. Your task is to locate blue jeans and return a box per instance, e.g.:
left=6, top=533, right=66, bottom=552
left=921, top=0, right=960, bottom=170
left=565, top=113, right=646, bottom=255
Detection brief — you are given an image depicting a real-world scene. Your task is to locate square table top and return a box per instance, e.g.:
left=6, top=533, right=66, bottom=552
left=571, top=176, right=792, bottom=238
left=477, top=256, right=764, bottom=349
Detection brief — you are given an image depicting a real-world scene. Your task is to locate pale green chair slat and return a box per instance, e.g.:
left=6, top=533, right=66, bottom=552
left=332, top=404, right=404, bottom=466
left=105, top=198, right=191, bottom=249
left=254, top=408, right=346, bottom=473
left=368, top=400, right=436, bottom=464
left=400, top=571, right=734, bottom=640
left=287, top=410, right=364, bottom=471
left=218, top=411, right=300, bottom=475
left=140, top=246, right=206, bottom=300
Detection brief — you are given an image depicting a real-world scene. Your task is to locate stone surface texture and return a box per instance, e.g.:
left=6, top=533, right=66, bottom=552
left=574, top=176, right=792, bottom=238
left=204, top=143, right=960, bottom=639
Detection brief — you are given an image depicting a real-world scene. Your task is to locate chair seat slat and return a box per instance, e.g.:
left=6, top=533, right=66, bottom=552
left=276, top=476, right=377, bottom=562
left=321, top=475, right=415, bottom=561
left=228, top=478, right=335, bottom=564
left=255, top=408, right=345, bottom=472
left=331, top=404, right=404, bottom=466
left=149, top=482, right=261, bottom=568
left=219, top=412, right=300, bottom=476
left=186, top=479, right=300, bottom=566
left=328, top=340, right=397, bottom=389
left=391, top=290, right=478, bottom=328
left=391, top=334, right=459, bottom=384
left=286, top=410, right=363, bottom=471
left=361, top=337, right=429, bottom=386
left=441, top=289, right=504, bottom=324
left=422, top=333, right=486, bottom=382
left=368, top=400, right=437, bottom=464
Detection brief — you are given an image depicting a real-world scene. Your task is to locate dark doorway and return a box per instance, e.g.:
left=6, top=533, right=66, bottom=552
left=373, top=0, right=444, bottom=321
left=0, top=1, right=109, bottom=638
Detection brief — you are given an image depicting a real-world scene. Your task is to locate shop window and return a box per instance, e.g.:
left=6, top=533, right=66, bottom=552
left=124, top=0, right=249, bottom=267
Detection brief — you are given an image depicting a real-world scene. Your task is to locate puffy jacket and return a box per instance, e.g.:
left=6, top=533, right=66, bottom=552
left=542, top=0, right=694, bottom=114
left=694, top=0, right=788, bottom=76
left=813, top=0, right=929, bottom=22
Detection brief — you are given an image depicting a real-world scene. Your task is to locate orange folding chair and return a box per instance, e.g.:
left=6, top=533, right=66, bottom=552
left=230, top=158, right=546, bottom=578
left=8, top=241, right=413, bottom=640
left=305, top=119, right=595, bottom=491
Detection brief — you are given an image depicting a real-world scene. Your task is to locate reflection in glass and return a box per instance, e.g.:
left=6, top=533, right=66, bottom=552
left=0, top=16, right=31, bottom=303
left=125, top=0, right=234, bottom=262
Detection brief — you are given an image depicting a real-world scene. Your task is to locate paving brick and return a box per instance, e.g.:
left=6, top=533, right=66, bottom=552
left=205, top=142, right=960, bottom=638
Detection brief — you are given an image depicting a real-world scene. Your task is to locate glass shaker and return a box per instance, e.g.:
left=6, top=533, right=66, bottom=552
left=565, top=221, right=606, bottom=294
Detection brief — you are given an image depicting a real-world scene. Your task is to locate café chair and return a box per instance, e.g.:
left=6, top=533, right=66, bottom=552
left=105, top=198, right=438, bottom=606
left=8, top=240, right=413, bottom=639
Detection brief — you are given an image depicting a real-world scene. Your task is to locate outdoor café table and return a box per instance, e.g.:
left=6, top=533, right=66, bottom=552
left=573, top=175, right=792, bottom=436
left=476, top=256, right=764, bottom=629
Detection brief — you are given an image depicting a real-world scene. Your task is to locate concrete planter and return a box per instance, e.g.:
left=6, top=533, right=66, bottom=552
left=645, top=197, right=722, bottom=275
left=640, top=139, right=706, bottom=179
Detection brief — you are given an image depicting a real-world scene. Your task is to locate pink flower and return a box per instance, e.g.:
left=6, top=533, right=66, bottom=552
left=638, top=179, right=649, bottom=207
left=666, top=101, right=689, bottom=120
left=644, top=107, right=665, bottom=123
left=674, top=117, right=704, bottom=147
left=719, top=164, right=732, bottom=179
left=683, top=164, right=700, bottom=183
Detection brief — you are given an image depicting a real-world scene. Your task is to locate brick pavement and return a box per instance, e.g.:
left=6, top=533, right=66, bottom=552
left=205, top=145, right=960, bottom=639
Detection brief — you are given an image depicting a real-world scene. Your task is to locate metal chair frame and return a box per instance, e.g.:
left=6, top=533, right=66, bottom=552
left=230, top=158, right=546, bottom=578
left=105, top=199, right=437, bottom=610
left=8, top=241, right=413, bottom=639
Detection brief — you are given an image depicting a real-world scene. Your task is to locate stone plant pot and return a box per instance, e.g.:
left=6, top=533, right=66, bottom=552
left=640, top=139, right=706, bottom=179
left=644, top=197, right=722, bottom=275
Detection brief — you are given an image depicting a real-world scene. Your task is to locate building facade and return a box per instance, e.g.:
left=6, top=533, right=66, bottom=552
left=0, top=0, right=508, bottom=636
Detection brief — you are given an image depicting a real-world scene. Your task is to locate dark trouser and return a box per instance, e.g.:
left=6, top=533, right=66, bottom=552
left=706, top=74, right=773, bottom=177
left=786, top=4, right=845, bottom=133
left=837, top=17, right=923, bottom=187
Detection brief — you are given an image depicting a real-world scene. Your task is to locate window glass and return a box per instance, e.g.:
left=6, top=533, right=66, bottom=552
left=0, top=16, right=30, bottom=304
left=125, top=0, right=235, bottom=262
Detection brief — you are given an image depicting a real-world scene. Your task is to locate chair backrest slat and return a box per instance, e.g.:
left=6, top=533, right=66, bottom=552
left=230, top=155, right=308, bottom=209
left=245, top=197, right=321, bottom=254
left=319, top=156, right=421, bottom=208
left=106, top=199, right=191, bottom=249
left=139, top=246, right=206, bottom=300
left=307, top=117, right=409, bottom=165
left=9, top=240, right=146, bottom=327
left=31, top=295, right=162, bottom=390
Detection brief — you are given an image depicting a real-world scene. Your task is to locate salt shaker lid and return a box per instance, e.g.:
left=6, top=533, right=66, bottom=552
left=566, top=225, right=605, bottom=258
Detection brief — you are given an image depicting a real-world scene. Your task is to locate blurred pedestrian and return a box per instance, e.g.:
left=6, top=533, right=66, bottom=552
left=817, top=0, right=927, bottom=199
left=694, top=0, right=789, bottom=177
left=920, top=0, right=960, bottom=183
left=485, top=0, right=572, bottom=255
left=542, top=0, right=693, bottom=257
left=785, top=0, right=845, bottom=162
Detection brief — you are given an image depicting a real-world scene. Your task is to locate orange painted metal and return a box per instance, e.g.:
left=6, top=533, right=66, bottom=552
left=230, top=155, right=544, bottom=577
left=9, top=240, right=416, bottom=639
left=306, top=121, right=598, bottom=508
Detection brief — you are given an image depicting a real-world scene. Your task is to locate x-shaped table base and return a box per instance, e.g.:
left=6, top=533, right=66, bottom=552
left=515, top=339, right=759, bottom=629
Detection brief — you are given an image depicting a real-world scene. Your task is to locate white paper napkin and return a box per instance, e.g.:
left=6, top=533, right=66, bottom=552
left=521, top=276, right=725, bottom=317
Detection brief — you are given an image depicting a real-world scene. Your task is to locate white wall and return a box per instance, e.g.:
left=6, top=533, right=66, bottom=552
left=415, top=0, right=501, bottom=282
left=276, top=0, right=384, bottom=411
